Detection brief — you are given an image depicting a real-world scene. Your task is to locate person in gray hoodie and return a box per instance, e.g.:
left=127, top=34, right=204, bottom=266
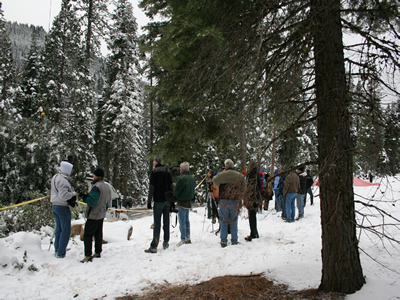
left=80, top=168, right=111, bottom=262
left=50, top=160, right=77, bottom=258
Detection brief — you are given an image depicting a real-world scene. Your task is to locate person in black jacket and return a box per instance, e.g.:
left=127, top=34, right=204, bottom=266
left=244, top=160, right=261, bottom=242
left=145, top=158, right=173, bottom=253
left=304, top=169, right=314, bottom=206
left=296, top=167, right=307, bottom=220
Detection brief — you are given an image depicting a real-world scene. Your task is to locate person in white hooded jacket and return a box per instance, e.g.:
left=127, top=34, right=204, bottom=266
left=50, top=161, right=77, bottom=258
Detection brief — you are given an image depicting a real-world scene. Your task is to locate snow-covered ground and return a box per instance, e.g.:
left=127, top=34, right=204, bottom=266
left=0, top=176, right=399, bottom=300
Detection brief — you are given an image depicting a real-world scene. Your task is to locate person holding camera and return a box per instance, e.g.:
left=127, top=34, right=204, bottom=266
left=175, top=162, right=196, bottom=247
left=145, top=158, right=173, bottom=253
left=50, top=160, right=77, bottom=258
left=206, top=170, right=219, bottom=224
left=80, top=168, right=111, bottom=263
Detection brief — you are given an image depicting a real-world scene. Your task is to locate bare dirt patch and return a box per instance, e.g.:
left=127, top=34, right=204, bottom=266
left=116, top=274, right=345, bottom=299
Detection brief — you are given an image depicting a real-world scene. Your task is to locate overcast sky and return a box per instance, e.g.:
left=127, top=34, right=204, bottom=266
left=2, top=0, right=149, bottom=32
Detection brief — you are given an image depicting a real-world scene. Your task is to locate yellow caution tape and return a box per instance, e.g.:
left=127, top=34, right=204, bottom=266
left=0, top=195, right=49, bottom=211
left=0, top=197, right=151, bottom=213
left=195, top=175, right=207, bottom=190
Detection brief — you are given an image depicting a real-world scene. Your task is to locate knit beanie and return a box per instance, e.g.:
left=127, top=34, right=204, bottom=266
left=93, top=168, right=105, bottom=178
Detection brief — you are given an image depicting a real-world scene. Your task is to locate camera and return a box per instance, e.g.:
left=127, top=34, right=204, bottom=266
left=207, top=181, right=213, bottom=192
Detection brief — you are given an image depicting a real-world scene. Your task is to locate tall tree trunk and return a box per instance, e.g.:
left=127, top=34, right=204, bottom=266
left=240, top=122, right=246, bottom=171
left=311, top=0, right=365, bottom=293
left=149, top=77, right=154, bottom=174
left=270, top=127, right=276, bottom=175
left=86, top=0, right=93, bottom=60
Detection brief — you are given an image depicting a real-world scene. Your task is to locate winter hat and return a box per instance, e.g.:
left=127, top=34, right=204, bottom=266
left=60, top=161, right=73, bottom=176
left=274, top=169, right=279, bottom=175
left=93, top=168, right=105, bottom=178
left=65, top=155, right=74, bottom=164
left=154, top=158, right=161, bottom=164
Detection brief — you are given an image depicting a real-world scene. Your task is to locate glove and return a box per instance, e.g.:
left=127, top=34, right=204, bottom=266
left=79, top=193, right=89, bottom=200
left=147, top=201, right=152, bottom=210
left=67, top=196, right=77, bottom=207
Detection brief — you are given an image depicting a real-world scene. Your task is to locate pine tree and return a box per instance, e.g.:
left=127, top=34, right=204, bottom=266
left=383, top=101, right=400, bottom=175
left=15, top=27, right=42, bottom=118
left=40, top=0, right=96, bottom=177
left=0, top=3, right=15, bottom=109
left=72, top=0, right=110, bottom=60
left=100, top=0, right=147, bottom=201
left=0, top=3, right=18, bottom=204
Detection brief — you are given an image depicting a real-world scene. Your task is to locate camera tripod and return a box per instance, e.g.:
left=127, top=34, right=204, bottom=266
left=206, top=185, right=220, bottom=235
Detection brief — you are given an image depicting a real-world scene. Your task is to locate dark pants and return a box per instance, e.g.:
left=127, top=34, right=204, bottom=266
left=304, top=188, right=314, bottom=205
left=84, top=218, right=104, bottom=257
left=150, top=201, right=171, bottom=250
left=248, top=208, right=259, bottom=238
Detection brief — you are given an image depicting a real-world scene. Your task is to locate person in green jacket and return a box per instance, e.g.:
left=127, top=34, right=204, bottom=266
left=174, top=162, right=196, bottom=247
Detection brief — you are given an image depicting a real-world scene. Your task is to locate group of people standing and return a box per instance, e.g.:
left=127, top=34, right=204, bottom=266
left=50, top=156, right=315, bottom=259
left=203, top=162, right=315, bottom=246
left=50, top=158, right=112, bottom=262
left=147, top=157, right=297, bottom=249
left=146, top=158, right=249, bottom=250
left=145, top=159, right=196, bottom=253
left=273, top=167, right=314, bottom=223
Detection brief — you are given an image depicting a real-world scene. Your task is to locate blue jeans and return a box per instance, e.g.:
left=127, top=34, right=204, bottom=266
left=274, top=188, right=281, bottom=212
left=219, top=199, right=240, bottom=244
left=52, top=205, right=71, bottom=257
left=281, top=194, right=287, bottom=219
left=296, top=193, right=305, bottom=218
left=178, top=206, right=190, bottom=242
left=285, top=193, right=297, bottom=222
left=150, top=201, right=170, bottom=250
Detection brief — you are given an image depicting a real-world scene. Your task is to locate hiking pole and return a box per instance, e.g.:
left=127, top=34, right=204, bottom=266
left=48, top=229, right=55, bottom=251
left=202, top=189, right=211, bottom=232
left=202, top=205, right=207, bottom=231
left=77, top=199, right=86, bottom=221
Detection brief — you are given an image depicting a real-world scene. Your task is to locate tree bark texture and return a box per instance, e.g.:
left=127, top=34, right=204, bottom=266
left=240, top=121, right=246, bottom=172
left=311, top=0, right=365, bottom=293
left=270, top=127, right=276, bottom=175
left=86, top=0, right=93, bottom=60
